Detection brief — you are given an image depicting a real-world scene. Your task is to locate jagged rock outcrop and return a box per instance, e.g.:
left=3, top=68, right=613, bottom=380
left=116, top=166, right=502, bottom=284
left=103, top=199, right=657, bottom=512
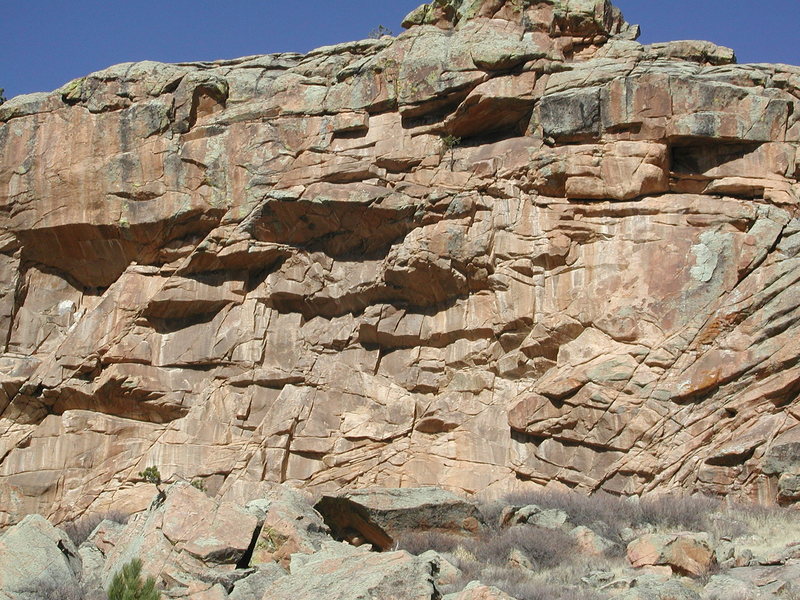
left=1, top=0, right=800, bottom=528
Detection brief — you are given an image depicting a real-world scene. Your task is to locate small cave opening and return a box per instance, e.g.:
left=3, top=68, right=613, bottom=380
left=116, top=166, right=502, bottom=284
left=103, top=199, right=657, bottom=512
left=331, top=128, right=369, bottom=140
left=314, top=496, right=392, bottom=552
left=669, top=140, right=762, bottom=176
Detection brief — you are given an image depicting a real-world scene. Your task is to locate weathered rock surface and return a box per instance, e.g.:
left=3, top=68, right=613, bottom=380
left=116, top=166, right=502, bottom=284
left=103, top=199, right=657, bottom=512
left=701, top=574, right=775, bottom=600
left=265, top=541, right=440, bottom=600
left=614, top=575, right=701, bottom=600
left=102, top=483, right=259, bottom=598
left=1, top=481, right=799, bottom=600
left=1, top=0, right=800, bottom=528
left=627, top=532, right=715, bottom=577
left=248, top=486, right=330, bottom=567
left=0, top=514, right=83, bottom=600
left=443, top=582, right=517, bottom=600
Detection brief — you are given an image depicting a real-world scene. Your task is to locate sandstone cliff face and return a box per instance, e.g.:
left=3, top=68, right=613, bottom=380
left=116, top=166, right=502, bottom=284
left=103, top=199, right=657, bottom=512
left=1, top=0, right=799, bottom=527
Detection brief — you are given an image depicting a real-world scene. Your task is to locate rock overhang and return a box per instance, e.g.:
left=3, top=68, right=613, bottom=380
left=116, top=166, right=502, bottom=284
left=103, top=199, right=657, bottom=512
left=0, top=0, right=798, bottom=529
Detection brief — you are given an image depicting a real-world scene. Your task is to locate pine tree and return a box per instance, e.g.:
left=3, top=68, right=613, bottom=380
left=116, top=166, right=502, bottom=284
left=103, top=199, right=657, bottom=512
left=139, top=465, right=166, bottom=504
left=107, top=558, right=160, bottom=600
left=0, top=88, right=6, bottom=105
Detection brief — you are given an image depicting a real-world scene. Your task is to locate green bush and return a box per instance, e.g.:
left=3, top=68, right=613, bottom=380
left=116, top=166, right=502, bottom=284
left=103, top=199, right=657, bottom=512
left=138, top=466, right=161, bottom=486
left=0, top=88, right=6, bottom=104
left=139, top=466, right=166, bottom=505
left=441, top=134, right=461, bottom=150
left=108, top=558, right=160, bottom=600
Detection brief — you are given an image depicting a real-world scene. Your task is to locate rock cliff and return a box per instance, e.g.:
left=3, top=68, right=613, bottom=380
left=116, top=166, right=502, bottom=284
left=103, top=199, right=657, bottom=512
left=1, top=0, right=799, bottom=528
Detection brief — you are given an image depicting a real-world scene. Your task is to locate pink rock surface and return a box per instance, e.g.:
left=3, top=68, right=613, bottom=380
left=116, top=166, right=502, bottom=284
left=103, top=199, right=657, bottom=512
left=627, top=533, right=715, bottom=577
left=1, top=0, right=799, bottom=527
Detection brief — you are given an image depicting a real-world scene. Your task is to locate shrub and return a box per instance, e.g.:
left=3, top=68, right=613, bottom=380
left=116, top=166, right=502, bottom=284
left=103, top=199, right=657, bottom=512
left=438, top=562, right=608, bottom=600
left=139, top=466, right=166, bottom=504
left=475, top=525, right=576, bottom=570
left=440, top=134, right=461, bottom=151
left=638, top=494, right=721, bottom=531
left=482, top=575, right=605, bottom=600
left=139, top=466, right=161, bottom=486
left=368, top=25, right=394, bottom=39
left=62, top=510, right=131, bottom=547
left=395, top=530, right=464, bottom=555
left=108, top=558, right=160, bottom=600
left=484, top=489, right=740, bottom=544
left=402, top=489, right=798, bottom=600
left=16, top=579, right=86, bottom=600
left=484, top=489, right=640, bottom=545
left=0, top=88, right=5, bottom=104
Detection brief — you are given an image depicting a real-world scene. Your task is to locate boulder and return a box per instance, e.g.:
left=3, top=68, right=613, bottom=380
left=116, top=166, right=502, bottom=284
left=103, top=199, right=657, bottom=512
left=443, top=581, right=518, bottom=600
left=722, top=563, right=800, bottom=597
left=701, top=574, right=775, bottom=600
left=419, top=550, right=463, bottom=589
left=500, top=504, right=570, bottom=529
left=314, top=487, right=484, bottom=550
left=103, top=483, right=259, bottom=597
left=0, top=514, right=83, bottom=600
left=570, top=525, right=616, bottom=556
left=627, top=533, right=715, bottom=577
left=77, top=519, right=126, bottom=600
left=228, top=564, right=286, bottom=600
left=249, top=487, right=330, bottom=567
left=778, top=473, right=800, bottom=503
left=262, top=541, right=440, bottom=600
left=615, top=575, right=701, bottom=600
left=714, top=540, right=754, bottom=569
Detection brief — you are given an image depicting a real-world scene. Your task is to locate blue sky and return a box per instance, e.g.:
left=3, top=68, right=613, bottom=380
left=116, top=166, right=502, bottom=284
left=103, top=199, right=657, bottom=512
left=2, top=1, right=799, bottom=100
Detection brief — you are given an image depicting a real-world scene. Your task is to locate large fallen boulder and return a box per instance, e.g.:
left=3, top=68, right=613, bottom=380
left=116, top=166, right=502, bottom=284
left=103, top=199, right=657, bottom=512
left=102, top=482, right=259, bottom=598
left=627, top=532, right=715, bottom=577
left=248, top=486, right=330, bottom=567
left=0, top=514, right=83, bottom=600
left=314, top=487, right=484, bottom=550
left=263, top=541, right=441, bottom=600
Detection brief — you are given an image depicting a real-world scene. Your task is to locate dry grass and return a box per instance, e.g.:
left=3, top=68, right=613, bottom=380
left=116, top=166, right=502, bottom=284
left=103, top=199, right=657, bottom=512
left=397, top=525, right=577, bottom=569
left=398, top=489, right=800, bottom=599
left=482, top=490, right=762, bottom=542
left=397, top=519, right=618, bottom=599
left=15, top=579, right=88, bottom=600
left=722, top=502, right=800, bottom=556
left=62, top=510, right=131, bottom=547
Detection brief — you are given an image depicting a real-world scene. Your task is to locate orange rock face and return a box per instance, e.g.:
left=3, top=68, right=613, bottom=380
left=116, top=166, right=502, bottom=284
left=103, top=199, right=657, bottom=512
left=1, top=0, right=799, bottom=527
left=627, top=532, right=715, bottom=577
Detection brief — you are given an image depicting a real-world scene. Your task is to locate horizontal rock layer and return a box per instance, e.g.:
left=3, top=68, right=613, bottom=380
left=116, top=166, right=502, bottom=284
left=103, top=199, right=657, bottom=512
left=1, top=0, right=800, bottom=527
